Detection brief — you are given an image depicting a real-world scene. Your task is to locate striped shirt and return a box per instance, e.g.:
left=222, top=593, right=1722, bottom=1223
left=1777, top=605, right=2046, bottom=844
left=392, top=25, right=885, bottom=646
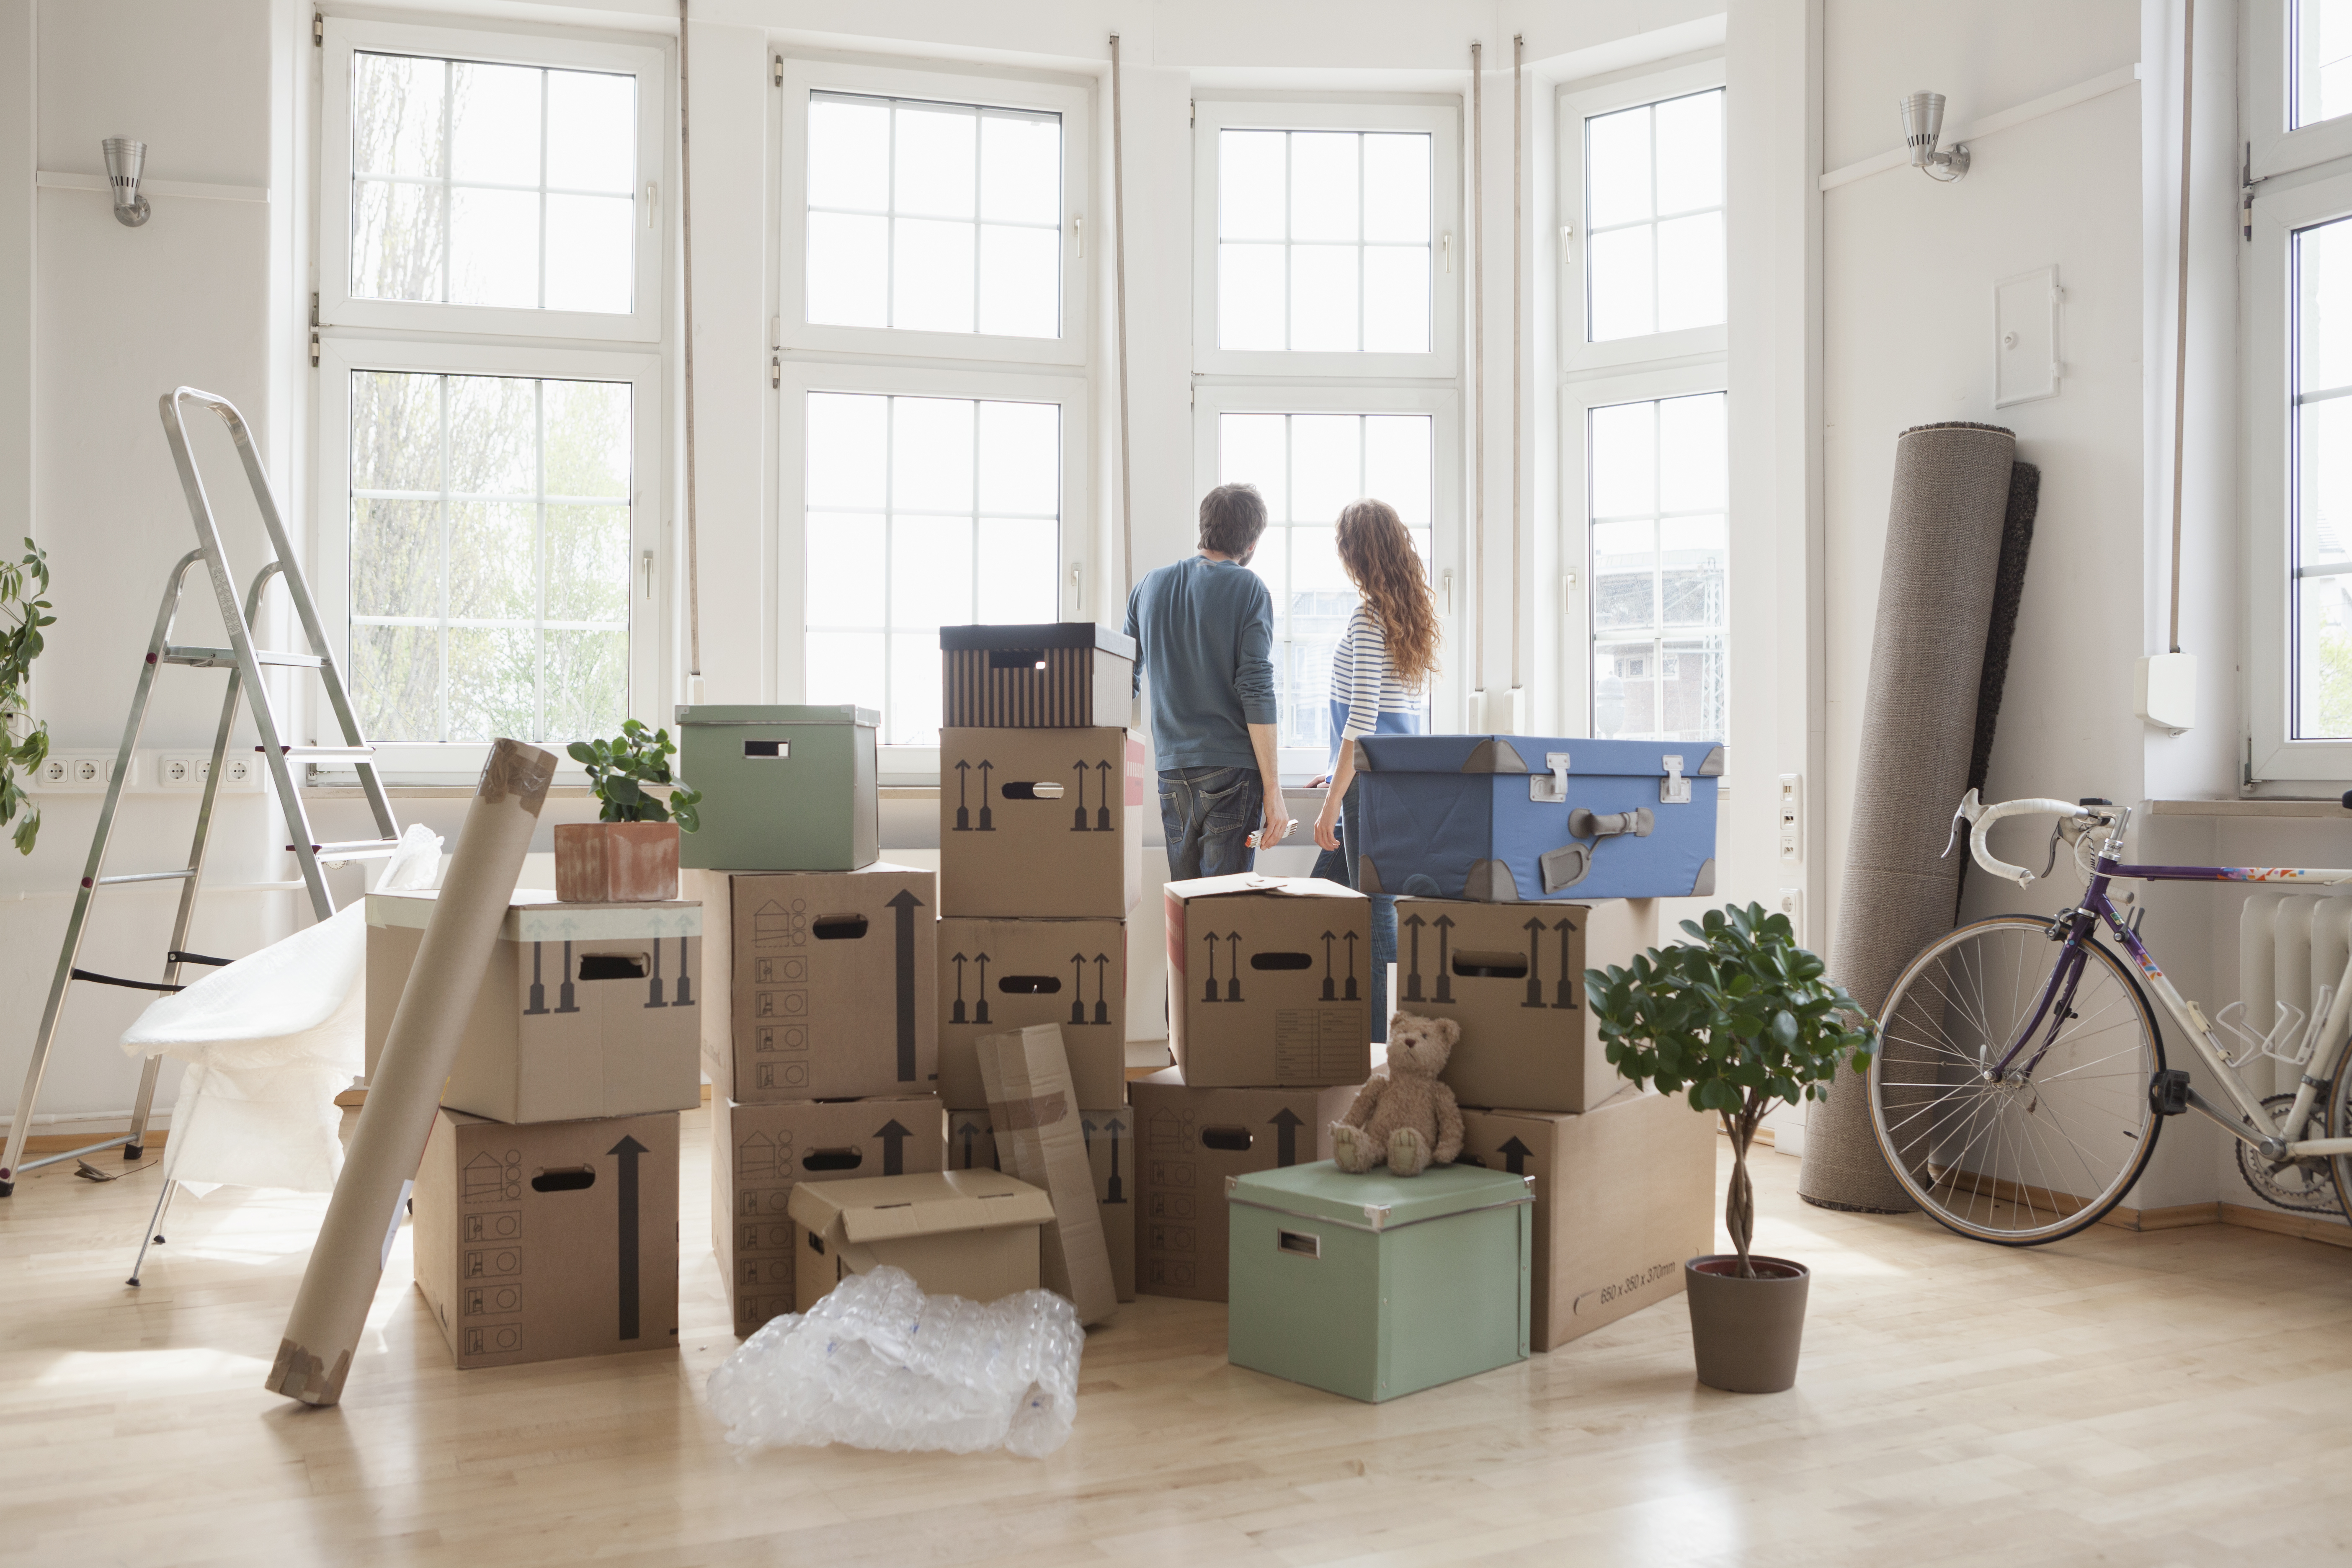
left=1328, top=604, right=1425, bottom=763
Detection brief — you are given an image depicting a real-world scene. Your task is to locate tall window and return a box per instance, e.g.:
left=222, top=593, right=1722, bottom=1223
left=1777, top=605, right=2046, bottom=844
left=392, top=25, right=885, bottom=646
left=1216, top=130, right=1433, bottom=353
left=781, top=62, right=1088, bottom=769
left=319, top=20, right=665, bottom=775
left=1561, top=66, right=1728, bottom=743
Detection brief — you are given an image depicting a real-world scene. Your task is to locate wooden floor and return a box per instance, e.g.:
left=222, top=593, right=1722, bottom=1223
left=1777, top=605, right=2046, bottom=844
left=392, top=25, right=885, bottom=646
left=5, top=1111, right=2352, bottom=1567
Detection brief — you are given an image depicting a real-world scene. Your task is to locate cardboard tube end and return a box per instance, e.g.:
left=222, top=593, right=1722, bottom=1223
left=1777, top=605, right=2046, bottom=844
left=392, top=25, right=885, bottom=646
left=480, top=738, right=559, bottom=815
left=268, top=1339, right=351, bottom=1406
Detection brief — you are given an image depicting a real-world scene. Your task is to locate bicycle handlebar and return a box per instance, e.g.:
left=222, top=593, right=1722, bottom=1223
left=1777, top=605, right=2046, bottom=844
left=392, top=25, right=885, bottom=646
left=1947, top=790, right=2109, bottom=886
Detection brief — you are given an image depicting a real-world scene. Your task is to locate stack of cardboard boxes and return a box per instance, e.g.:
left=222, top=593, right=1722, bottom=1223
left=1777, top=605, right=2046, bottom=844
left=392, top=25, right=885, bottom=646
left=366, top=888, right=701, bottom=1369
left=936, top=624, right=1145, bottom=1301
left=676, top=704, right=949, bottom=1336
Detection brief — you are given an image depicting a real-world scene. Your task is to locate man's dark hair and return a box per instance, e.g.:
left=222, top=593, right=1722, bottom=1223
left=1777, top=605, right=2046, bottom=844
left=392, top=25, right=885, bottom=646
left=1197, top=483, right=1269, bottom=557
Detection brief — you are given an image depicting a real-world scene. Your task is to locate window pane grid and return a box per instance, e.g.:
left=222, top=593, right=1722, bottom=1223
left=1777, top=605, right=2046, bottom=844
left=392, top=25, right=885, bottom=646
left=804, top=392, right=1063, bottom=745
left=1216, top=129, right=1433, bottom=354
left=349, top=51, right=637, bottom=315
left=347, top=370, right=632, bottom=745
left=1586, top=392, right=1726, bottom=742
left=2297, top=0, right=2352, bottom=129
left=2293, top=212, right=2352, bottom=737
left=1583, top=88, right=1725, bottom=343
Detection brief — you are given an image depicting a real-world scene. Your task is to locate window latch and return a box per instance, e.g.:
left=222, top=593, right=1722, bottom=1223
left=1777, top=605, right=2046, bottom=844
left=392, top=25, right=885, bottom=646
left=1073, top=214, right=1084, bottom=258
left=641, top=550, right=655, bottom=598
left=1440, top=231, right=1451, bottom=275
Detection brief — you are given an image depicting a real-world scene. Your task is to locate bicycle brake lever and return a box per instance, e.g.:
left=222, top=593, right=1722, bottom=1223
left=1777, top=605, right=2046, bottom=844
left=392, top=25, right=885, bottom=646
left=1941, top=789, right=1983, bottom=860
left=2040, top=821, right=2065, bottom=880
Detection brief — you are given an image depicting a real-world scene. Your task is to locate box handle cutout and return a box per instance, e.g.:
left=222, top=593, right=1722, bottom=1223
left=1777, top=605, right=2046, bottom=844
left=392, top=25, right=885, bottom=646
left=743, top=739, right=789, bottom=759
left=988, top=649, right=1048, bottom=670
left=531, top=1166, right=597, bottom=1192
left=997, top=974, right=1063, bottom=994
left=807, top=1230, right=824, bottom=1254
left=1248, top=952, right=1312, bottom=971
left=1001, top=781, right=1064, bottom=799
left=812, top=914, right=869, bottom=941
left=1200, top=1125, right=1253, bottom=1152
left=799, top=1147, right=864, bottom=1173
left=1450, top=948, right=1529, bottom=980
left=578, top=952, right=648, bottom=981
left=1277, top=1229, right=1322, bottom=1259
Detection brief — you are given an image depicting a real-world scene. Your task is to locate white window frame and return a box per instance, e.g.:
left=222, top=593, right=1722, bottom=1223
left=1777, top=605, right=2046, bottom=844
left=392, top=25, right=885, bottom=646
left=2246, top=163, right=2352, bottom=784
left=1191, top=97, right=1463, bottom=380
left=319, top=18, right=667, bottom=344
left=315, top=335, right=664, bottom=781
left=1191, top=383, right=1463, bottom=781
left=778, top=361, right=1089, bottom=784
left=1558, top=364, right=1730, bottom=743
left=777, top=58, right=1091, bottom=369
left=1556, top=62, right=1727, bottom=376
left=2250, top=0, right=2352, bottom=182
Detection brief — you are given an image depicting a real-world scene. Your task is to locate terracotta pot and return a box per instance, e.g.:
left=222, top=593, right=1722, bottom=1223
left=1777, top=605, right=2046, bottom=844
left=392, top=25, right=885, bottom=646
left=554, top=820, right=680, bottom=902
left=1684, top=1254, right=1810, bottom=1393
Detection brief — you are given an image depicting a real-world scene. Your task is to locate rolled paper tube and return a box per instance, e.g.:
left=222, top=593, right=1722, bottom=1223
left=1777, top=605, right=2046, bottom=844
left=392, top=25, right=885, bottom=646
left=268, top=738, right=556, bottom=1406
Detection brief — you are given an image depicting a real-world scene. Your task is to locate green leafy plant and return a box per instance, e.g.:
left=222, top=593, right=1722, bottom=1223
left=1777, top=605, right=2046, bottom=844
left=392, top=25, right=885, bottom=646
left=567, top=718, right=701, bottom=832
left=0, top=540, right=54, bottom=854
left=1585, top=902, right=1875, bottom=1279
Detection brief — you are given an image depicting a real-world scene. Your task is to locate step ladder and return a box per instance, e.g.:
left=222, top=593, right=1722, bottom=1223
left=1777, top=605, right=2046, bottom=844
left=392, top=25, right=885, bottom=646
left=0, top=387, right=401, bottom=1197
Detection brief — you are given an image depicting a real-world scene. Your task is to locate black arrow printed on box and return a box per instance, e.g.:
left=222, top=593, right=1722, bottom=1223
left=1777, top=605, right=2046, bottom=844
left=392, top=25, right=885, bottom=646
left=1269, top=1108, right=1302, bottom=1167
left=885, top=887, right=923, bottom=1081
left=1498, top=1136, right=1532, bottom=1176
left=875, top=1119, right=911, bottom=1176
left=609, top=1135, right=647, bottom=1341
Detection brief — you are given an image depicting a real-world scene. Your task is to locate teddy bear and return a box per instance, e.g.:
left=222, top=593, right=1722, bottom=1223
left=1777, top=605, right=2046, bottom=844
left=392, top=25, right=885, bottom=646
left=1329, top=1012, right=1465, bottom=1177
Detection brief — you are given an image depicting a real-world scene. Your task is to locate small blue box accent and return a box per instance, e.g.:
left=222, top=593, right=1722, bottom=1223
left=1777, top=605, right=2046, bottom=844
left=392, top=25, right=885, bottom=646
left=1354, top=735, right=1722, bottom=902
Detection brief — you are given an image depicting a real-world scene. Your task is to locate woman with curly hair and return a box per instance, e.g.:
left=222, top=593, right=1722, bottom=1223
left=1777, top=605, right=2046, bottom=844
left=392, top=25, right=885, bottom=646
left=1311, top=497, right=1439, bottom=1041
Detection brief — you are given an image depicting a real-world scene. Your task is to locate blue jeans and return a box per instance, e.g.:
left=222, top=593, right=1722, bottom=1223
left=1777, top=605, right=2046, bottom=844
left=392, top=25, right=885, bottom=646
left=1159, top=766, right=1261, bottom=882
left=1311, top=780, right=1395, bottom=1042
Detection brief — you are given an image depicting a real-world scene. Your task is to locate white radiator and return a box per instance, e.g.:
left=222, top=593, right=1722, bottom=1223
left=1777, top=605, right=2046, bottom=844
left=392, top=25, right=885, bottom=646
left=2231, top=892, right=2352, bottom=1092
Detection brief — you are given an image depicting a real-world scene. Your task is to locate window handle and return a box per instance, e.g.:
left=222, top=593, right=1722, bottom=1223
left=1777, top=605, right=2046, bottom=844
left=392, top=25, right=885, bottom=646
left=1441, top=568, right=1454, bottom=616
left=645, top=182, right=658, bottom=230
left=641, top=550, right=655, bottom=598
left=1440, top=231, right=1451, bottom=275
left=1074, top=214, right=1084, bottom=258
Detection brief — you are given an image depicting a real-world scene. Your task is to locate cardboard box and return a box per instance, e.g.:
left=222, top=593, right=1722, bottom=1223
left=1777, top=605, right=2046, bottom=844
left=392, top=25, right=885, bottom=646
left=789, top=1170, right=1056, bottom=1312
left=1129, top=1068, right=1362, bottom=1302
left=937, top=916, right=1126, bottom=1108
left=974, top=1025, right=1118, bottom=1324
left=947, top=1106, right=1135, bottom=1302
left=940, top=622, right=1135, bottom=728
left=1454, top=1088, right=1715, bottom=1352
left=366, top=891, right=702, bottom=1123
left=1387, top=896, right=1661, bottom=1113
left=675, top=704, right=880, bottom=872
left=711, top=1094, right=944, bottom=1338
left=939, top=727, right=1145, bottom=919
left=1165, top=874, right=1374, bottom=1088
left=412, top=1108, right=680, bottom=1369
left=691, top=865, right=938, bottom=1102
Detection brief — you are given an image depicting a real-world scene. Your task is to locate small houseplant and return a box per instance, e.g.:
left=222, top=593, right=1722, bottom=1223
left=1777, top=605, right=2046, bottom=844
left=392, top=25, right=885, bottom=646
left=1585, top=902, right=1875, bottom=1393
left=557, top=719, right=703, bottom=901
left=0, top=539, right=53, bottom=854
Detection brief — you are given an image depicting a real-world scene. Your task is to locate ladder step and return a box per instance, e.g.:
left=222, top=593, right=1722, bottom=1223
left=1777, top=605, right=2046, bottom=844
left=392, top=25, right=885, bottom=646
left=70, top=967, right=186, bottom=994
left=258, top=745, right=374, bottom=760
left=160, top=645, right=326, bottom=670
left=289, top=839, right=403, bottom=859
left=168, top=950, right=235, bottom=968
left=91, top=869, right=198, bottom=886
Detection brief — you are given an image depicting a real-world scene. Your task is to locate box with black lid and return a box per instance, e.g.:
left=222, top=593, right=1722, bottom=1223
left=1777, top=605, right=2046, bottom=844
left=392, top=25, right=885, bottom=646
left=939, top=622, right=1136, bottom=729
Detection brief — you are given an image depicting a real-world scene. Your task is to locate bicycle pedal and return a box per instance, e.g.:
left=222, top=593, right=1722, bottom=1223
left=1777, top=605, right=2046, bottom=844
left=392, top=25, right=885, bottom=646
left=2149, top=1069, right=2192, bottom=1117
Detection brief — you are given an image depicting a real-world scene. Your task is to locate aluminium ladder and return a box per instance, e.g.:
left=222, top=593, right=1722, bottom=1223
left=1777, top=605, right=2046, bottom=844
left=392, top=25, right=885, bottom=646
left=0, top=387, right=401, bottom=1197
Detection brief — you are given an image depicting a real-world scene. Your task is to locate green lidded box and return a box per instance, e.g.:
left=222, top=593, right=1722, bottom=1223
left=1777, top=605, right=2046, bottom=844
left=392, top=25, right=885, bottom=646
left=675, top=706, right=879, bottom=872
left=1226, top=1161, right=1532, bottom=1403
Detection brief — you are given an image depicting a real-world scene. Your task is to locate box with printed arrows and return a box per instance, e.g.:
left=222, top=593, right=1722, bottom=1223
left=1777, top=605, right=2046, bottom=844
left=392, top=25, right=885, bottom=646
left=938, top=727, right=1145, bottom=919
left=711, top=1093, right=944, bottom=1338
left=947, top=1104, right=1137, bottom=1302
left=1164, top=874, right=1374, bottom=1089
left=411, top=1106, right=680, bottom=1370
left=687, top=866, right=938, bottom=1103
left=1387, top=896, right=1660, bottom=1113
left=936, top=916, right=1127, bottom=1108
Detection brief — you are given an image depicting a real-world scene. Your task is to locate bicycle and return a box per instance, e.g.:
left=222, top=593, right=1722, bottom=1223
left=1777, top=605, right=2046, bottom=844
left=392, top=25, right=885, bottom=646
left=1865, top=789, right=2352, bottom=1245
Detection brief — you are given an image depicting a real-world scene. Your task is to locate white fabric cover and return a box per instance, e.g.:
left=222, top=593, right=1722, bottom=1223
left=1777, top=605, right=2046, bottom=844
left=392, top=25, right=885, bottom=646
left=119, top=825, right=444, bottom=1193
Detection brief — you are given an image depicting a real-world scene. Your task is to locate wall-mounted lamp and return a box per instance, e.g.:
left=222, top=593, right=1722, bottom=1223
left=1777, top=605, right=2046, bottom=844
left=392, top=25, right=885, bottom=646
left=102, top=137, right=151, bottom=227
left=1898, top=92, right=1970, bottom=183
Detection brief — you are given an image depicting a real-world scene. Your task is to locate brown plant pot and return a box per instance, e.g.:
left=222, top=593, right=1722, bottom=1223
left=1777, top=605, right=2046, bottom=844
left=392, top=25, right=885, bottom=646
left=554, top=820, right=680, bottom=902
left=1684, top=1254, right=1810, bottom=1393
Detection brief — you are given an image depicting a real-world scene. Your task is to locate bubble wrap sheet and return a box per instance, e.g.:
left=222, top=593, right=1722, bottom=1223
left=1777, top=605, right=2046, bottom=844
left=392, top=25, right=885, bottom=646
left=705, top=1266, right=1084, bottom=1458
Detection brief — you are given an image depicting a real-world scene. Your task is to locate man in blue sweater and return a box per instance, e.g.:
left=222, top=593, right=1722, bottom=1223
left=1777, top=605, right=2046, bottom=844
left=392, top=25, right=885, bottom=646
left=1124, top=483, right=1295, bottom=879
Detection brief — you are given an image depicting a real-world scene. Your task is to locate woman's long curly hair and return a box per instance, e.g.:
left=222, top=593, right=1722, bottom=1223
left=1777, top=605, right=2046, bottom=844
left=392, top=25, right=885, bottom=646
left=1335, top=498, right=1439, bottom=693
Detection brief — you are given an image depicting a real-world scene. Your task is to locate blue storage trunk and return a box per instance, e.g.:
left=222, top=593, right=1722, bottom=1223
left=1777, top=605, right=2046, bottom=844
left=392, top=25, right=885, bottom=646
left=1353, top=735, right=1722, bottom=902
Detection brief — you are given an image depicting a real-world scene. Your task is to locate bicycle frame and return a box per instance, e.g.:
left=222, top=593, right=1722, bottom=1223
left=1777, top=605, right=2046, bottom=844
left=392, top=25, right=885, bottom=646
left=1999, top=823, right=2352, bottom=1161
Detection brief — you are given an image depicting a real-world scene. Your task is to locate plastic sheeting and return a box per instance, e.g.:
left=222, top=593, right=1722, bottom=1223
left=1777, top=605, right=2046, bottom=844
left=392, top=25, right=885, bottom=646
left=118, top=824, right=443, bottom=1194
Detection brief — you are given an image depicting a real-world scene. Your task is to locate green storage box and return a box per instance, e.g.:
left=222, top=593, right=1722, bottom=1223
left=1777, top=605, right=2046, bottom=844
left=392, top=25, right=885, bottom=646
left=1226, top=1161, right=1532, bottom=1403
left=675, top=705, right=879, bottom=872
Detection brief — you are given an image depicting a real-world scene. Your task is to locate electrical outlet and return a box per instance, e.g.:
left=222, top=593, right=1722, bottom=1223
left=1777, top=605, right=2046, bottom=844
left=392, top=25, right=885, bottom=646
left=35, top=751, right=125, bottom=792
left=1777, top=772, right=1802, bottom=862
left=157, top=755, right=210, bottom=789
left=223, top=756, right=256, bottom=788
left=1776, top=887, right=1804, bottom=946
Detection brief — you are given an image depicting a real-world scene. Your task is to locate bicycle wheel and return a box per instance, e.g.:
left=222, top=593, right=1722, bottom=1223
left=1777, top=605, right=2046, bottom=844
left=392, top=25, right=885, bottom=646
left=1869, top=915, right=2165, bottom=1245
left=2325, top=1052, right=2352, bottom=1230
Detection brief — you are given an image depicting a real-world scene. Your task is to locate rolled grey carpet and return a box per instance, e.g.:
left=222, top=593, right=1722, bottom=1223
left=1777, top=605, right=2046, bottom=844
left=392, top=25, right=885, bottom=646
left=1799, top=423, right=2023, bottom=1214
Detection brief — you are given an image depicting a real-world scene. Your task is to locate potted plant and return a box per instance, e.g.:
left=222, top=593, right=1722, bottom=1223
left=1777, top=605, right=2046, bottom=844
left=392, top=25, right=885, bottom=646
left=557, top=719, right=703, bottom=902
left=1584, top=902, right=1875, bottom=1394
left=0, top=540, right=52, bottom=856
